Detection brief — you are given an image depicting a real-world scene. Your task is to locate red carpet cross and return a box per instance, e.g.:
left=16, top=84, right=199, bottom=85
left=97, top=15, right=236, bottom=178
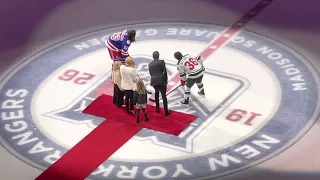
left=36, top=94, right=197, bottom=180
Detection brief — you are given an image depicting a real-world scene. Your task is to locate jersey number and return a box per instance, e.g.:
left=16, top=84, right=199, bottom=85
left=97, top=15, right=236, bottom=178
left=110, top=32, right=122, bottom=41
left=184, top=58, right=198, bottom=70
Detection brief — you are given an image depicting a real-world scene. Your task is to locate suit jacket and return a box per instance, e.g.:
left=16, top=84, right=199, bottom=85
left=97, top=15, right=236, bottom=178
left=120, top=65, right=137, bottom=90
left=148, top=59, right=168, bottom=86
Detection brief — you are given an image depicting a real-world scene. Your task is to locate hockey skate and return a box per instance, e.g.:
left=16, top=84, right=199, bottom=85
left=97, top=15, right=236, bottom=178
left=198, top=89, right=205, bottom=98
left=181, top=98, right=190, bottom=107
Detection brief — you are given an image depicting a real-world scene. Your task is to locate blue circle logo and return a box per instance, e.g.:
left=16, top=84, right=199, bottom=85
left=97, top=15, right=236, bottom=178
left=0, top=22, right=319, bottom=179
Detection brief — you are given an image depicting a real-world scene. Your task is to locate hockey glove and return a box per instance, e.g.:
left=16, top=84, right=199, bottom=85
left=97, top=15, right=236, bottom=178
left=181, top=80, right=186, bottom=86
left=195, top=55, right=202, bottom=61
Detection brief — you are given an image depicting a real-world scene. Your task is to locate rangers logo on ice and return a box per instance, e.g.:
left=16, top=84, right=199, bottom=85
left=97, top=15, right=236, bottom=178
left=0, top=22, right=319, bottom=180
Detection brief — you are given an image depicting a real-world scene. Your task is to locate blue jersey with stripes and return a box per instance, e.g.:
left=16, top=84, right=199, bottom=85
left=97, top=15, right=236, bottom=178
left=108, top=29, right=132, bottom=61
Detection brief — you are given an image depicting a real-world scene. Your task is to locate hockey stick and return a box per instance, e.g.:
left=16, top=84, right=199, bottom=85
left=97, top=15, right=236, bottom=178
left=147, top=55, right=204, bottom=102
left=148, top=84, right=181, bottom=102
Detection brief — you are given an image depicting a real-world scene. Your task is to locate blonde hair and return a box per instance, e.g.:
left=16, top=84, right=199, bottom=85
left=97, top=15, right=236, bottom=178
left=136, top=80, right=146, bottom=95
left=113, top=61, right=122, bottom=71
left=125, top=56, right=134, bottom=66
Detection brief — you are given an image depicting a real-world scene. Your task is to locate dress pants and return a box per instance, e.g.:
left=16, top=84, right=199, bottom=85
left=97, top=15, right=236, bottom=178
left=123, top=90, right=134, bottom=111
left=153, top=85, right=169, bottom=113
left=114, top=84, right=124, bottom=107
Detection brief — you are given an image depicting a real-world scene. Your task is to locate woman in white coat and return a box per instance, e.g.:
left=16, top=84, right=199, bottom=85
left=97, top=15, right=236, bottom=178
left=120, top=56, right=137, bottom=115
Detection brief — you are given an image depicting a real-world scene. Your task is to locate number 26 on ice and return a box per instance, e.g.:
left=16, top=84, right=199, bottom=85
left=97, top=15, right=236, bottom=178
left=58, top=69, right=96, bottom=85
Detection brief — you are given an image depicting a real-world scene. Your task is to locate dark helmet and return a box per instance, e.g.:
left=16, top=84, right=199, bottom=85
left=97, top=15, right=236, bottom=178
left=127, top=30, right=136, bottom=42
left=174, top=51, right=183, bottom=60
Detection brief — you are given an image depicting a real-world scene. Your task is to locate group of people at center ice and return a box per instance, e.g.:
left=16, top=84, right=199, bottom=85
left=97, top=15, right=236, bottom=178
left=106, top=29, right=206, bottom=123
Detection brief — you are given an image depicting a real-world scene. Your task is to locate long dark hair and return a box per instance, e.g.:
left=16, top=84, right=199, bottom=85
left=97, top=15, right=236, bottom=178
left=127, top=30, right=136, bottom=42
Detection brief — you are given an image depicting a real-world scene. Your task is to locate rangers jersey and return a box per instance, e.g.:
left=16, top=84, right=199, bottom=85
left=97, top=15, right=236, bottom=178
left=177, top=54, right=205, bottom=80
left=107, top=29, right=132, bottom=61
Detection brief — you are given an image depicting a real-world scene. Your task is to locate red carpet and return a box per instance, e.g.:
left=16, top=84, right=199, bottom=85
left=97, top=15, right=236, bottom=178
left=36, top=94, right=197, bottom=180
left=82, top=94, right=197, bottom=136
left=36, top=120, right=142, bottom=180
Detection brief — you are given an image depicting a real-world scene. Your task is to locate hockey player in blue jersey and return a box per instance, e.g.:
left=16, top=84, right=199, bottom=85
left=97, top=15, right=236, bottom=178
left=105, top=29, right=136, bottom=63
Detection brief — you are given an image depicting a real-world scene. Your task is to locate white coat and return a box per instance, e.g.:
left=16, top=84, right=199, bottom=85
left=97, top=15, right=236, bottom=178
left=120, top=65, right=137, bottom=91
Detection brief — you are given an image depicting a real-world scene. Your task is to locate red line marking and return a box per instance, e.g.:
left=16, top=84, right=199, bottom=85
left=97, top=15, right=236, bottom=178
left=150, top=0, right=273, bottom=100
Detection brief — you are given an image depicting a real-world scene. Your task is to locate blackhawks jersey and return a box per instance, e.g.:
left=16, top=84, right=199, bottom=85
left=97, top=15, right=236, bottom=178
left=177, top=54, right=205, bottom=80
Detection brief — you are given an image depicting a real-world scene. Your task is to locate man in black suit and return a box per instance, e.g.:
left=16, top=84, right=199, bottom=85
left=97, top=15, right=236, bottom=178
left=148, top=51, right=171, bottom=116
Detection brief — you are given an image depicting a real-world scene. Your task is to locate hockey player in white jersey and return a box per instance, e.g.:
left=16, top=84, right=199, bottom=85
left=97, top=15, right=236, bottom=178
left=174, top=51, right=205, bottom=107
